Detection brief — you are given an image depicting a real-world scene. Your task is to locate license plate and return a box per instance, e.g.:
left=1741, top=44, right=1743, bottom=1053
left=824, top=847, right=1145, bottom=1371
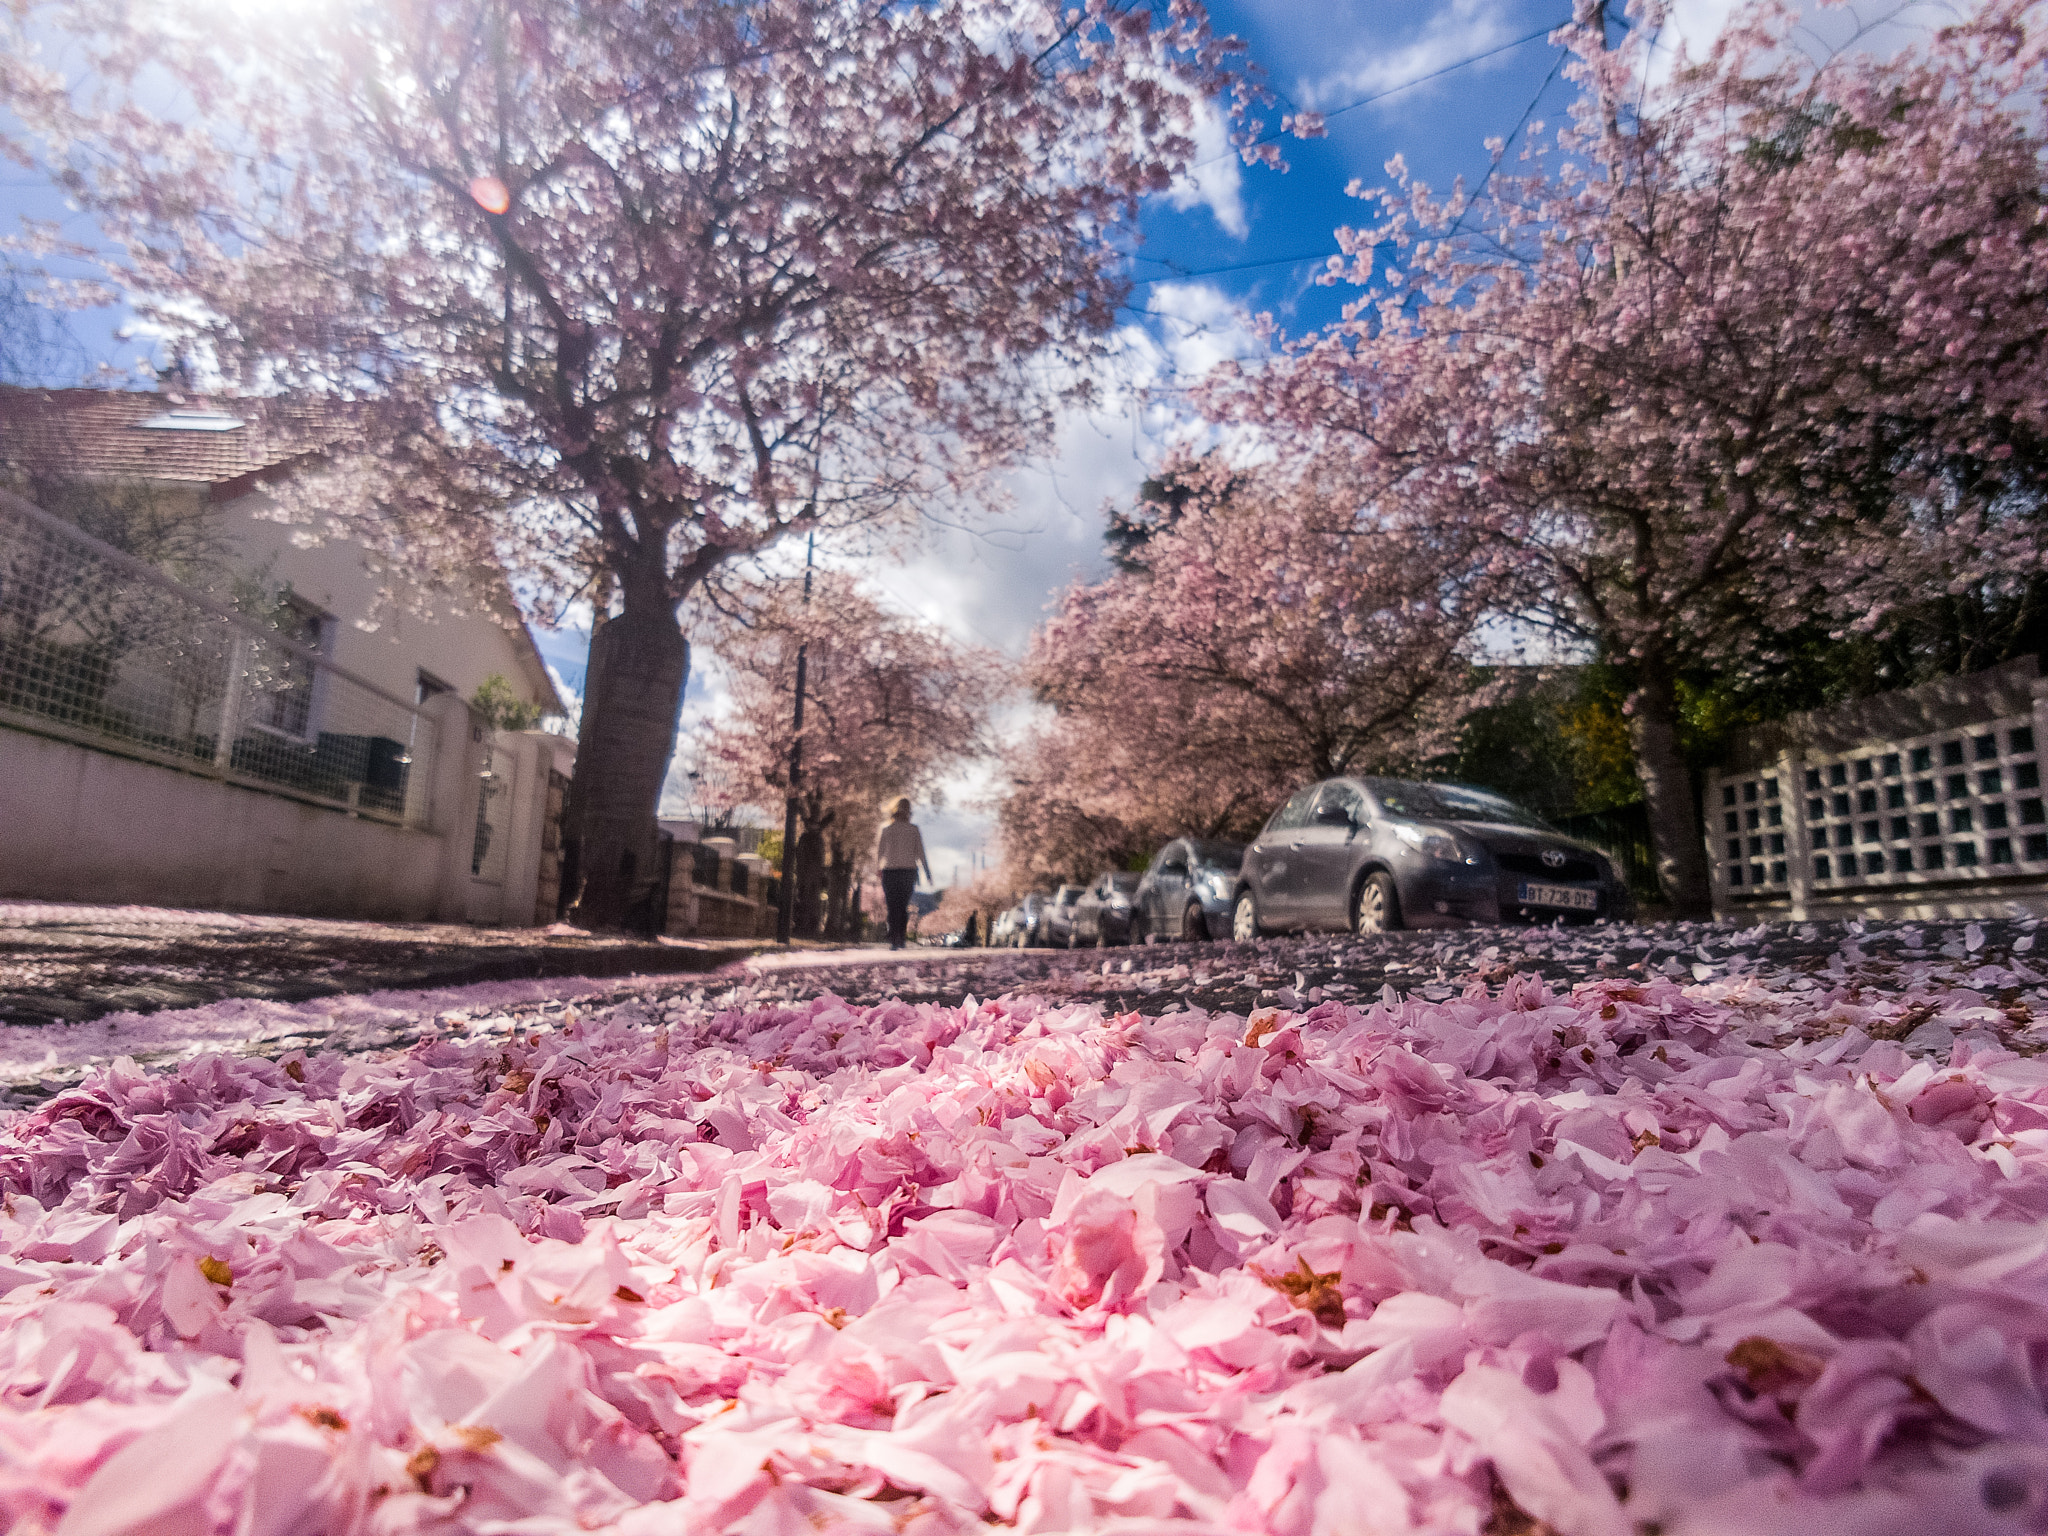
left=1518, top=882, right=1597, bottom=911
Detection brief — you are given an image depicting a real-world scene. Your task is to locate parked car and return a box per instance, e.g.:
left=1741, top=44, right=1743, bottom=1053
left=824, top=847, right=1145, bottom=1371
left=1073, top=870, right=1142, bottom=946
left=1132, top=838, right=1246, bottom=942
left=1232, top=777, right=1633, bottom=938
left=1008, top=892, right=1052, bottom=947
left=1037, top=884, right=1086, bottom=947
left=989, top=905, right=1024, bottom=948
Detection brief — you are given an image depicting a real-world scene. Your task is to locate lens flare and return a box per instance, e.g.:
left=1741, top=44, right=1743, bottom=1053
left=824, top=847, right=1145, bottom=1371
left=468, top=176, right=511, bottom=215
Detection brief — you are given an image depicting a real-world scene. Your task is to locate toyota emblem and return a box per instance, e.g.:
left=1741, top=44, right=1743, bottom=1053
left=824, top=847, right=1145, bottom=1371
left=1541, top=849, right=1567, bottom=869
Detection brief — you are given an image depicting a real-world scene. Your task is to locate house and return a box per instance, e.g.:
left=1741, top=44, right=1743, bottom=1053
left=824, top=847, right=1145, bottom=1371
left=0, top=386, right=574, bottom=925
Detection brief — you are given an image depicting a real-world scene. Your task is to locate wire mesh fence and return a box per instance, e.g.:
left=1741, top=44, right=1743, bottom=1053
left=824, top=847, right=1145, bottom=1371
left=0, top=489, right=438, bottom=826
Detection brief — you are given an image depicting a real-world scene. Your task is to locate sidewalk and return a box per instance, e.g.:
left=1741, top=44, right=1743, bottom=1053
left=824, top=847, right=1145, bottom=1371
left=0, top=900, right=772, bottom=1026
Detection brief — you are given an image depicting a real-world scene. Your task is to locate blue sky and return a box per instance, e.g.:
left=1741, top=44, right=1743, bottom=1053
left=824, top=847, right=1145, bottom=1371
left=0, top=0, right=1656, bottom=884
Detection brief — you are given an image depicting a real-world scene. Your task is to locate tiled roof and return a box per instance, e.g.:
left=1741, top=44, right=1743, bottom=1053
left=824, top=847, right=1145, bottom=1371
left=0, top=387, right=333, bottom=487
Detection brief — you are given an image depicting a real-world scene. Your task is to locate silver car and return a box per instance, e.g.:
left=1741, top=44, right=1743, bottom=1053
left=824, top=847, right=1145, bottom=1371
left=1133, top=838, right=1246, bottom=942
left=1232, top=778, right=1633, bottom=937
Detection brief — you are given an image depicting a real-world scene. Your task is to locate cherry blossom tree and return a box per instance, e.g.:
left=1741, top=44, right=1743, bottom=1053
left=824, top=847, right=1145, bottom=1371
left=1204, top=0, right=2048, bottom=915
left=695, top=574, right=1001, bottom=939
left=0, top=0, right=1259, bottom=926
left=1007, top=457, right=1499, bottom=879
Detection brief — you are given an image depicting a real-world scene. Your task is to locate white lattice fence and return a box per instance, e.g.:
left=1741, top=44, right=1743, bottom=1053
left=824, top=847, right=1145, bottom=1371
left=1708, top=673, right=2048, bottom=916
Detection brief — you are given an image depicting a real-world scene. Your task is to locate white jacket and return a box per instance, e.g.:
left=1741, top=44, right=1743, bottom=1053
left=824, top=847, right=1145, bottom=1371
left=876, top=820, right=927, bottom=871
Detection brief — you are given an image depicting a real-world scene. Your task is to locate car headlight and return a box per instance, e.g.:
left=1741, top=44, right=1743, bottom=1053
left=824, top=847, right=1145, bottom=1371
left=1393, top=822, right=1471, bottom=863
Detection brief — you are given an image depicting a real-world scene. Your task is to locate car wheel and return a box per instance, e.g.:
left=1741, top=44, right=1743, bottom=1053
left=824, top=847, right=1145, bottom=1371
left=1182, top=904, right=1209, bottom=942
left=1231, top=891, right=1261, bottom=943
left=1354, top=872, right=1402, bottom=934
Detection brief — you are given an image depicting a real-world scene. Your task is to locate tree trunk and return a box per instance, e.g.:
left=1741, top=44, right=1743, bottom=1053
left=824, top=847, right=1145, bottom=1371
left=794, top=825, right=826, bottom=938
left=823, top=839, right=854, bottom=939
left=563, top=560, right=687, bottom=931
left=1627, top=661, right=1714, bottom=918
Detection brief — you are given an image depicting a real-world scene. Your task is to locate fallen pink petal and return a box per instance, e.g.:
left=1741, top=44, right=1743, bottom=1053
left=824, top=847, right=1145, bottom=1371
left=6, top=928, right=2048, bottom=1535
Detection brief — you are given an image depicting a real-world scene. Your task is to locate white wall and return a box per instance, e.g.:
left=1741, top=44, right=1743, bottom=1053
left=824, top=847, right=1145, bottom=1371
left=218, top=488, right=559, bottom=713
left=0, top=705, right=573, bottom=926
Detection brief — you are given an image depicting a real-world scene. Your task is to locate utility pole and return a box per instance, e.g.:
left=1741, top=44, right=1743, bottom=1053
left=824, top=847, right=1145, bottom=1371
left=775, top=533, right=815, bottom=945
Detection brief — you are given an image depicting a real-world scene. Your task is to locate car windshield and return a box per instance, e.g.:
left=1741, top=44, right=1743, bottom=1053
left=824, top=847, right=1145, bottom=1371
left=1108, top=872, right=1141, bottom=891
left=1367, top=779, right=1554, bottom=832
left=1188, top=840, right=1245, bottom=870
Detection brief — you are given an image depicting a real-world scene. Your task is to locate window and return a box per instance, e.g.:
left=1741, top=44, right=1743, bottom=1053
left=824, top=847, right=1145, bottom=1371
left=1947, top=773, right=1970, bottom=799
left=1952, top=807, right=1975, bottom=834
left=1864, top=852, right=1886, bottom=876
left=1808, top=797, right=1825, bottom=819
left=1925, top=845, right=1946, bottom=870
left=1805, top=768, right=1823, bottom=791
left=1745, top=808, right=1761, bottom=830
left=1769, top=833, right=1785, bottom=855
left=1767, top=804, right=1783, bottom=827
left=1830, top=763, right=1848, bottom=786
left=1835, top=825, right=1855, bottom=849
left=1991, top=838, right=2014, bottom=864
left=1861, top=820, right=1880, bottom=843
left=1815, top=856, right=1832, bottom=880
left=1832, top=793, right=1851, bottom=817
left=1885, top=785, right=1906, bottom=809
left=1915, top=780, right=1936, bottom=804
left=1855, top=759, right=1873, bottom=782
left=1987, top=803, right=2010, bottom=831
left=1857, top=789, right=1877, bottom=814
left=1268, top=788, right=1317, bottom=833
left=1743, top=780, right=1758, bottom=802
left=1723, top=785, right=1737, bottom=807
left=2020, top=763, right=2041, bottom=790
left=1920, top=812, right=1941, bottom=838
left=1982, top=768, right=2004, bottom=796
left=1880, top=754, right=1900, bottom=777
left=1314, top=782, right=1366, bottom=824
left=2014, top=726, right=2036, bottom=756
left=1956, top=842, right=1979, bottom=865
left=1911, top=745, right=1932, bottom=773
left=1889, top=817, right=1910, bottom=841
left=2029, top=834, right=2048, bottom=861
left=251, top=598, right=327, bottom=741
left=1976, top=734, right=1999, bottom=762
left=1892, top=849, right=1913, bottom=873
left=1725, top=810, right=1740, bottom=832
left=1943, top=740, right=1965, bottom=767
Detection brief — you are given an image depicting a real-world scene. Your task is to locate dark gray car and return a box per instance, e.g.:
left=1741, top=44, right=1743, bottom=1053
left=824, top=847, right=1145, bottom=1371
left=1073, top=870, right=1142, bottom=946
left=1038, top=884, right=1086, bottom=947
left=1232, top=778, right=1632, bottom=938
left=1133, top=838, right=1246, bottom=942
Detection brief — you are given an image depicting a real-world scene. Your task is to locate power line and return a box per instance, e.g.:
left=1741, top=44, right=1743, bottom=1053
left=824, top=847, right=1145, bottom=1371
left=1188, top=16, right=1570, bottom=172
left=1130, top=29, right=1577, bottom=292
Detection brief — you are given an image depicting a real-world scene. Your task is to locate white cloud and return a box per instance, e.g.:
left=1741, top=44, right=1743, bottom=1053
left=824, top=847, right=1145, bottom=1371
left=1292, top=0, right=1526, bottom=114
left=1162, top=94, right=1249, bottom=239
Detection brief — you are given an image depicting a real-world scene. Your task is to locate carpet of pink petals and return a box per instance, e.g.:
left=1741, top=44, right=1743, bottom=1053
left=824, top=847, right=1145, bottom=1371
left=5, top=967, right=2048, bottom=1535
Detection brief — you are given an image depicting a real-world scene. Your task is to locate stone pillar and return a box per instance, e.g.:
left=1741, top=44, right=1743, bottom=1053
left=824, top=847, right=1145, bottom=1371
left=424, top=692, right=488, bottom=923
left=1781, top=752, right=1813, bottom=923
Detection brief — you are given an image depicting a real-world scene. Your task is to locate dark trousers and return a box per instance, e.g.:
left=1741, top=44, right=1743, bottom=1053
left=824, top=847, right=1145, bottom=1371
left=881, top=867, right=917, bottom=948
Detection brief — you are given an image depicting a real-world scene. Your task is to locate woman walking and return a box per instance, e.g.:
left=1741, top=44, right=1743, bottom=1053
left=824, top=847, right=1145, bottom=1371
left=876, top=798, right=932, bottom=951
